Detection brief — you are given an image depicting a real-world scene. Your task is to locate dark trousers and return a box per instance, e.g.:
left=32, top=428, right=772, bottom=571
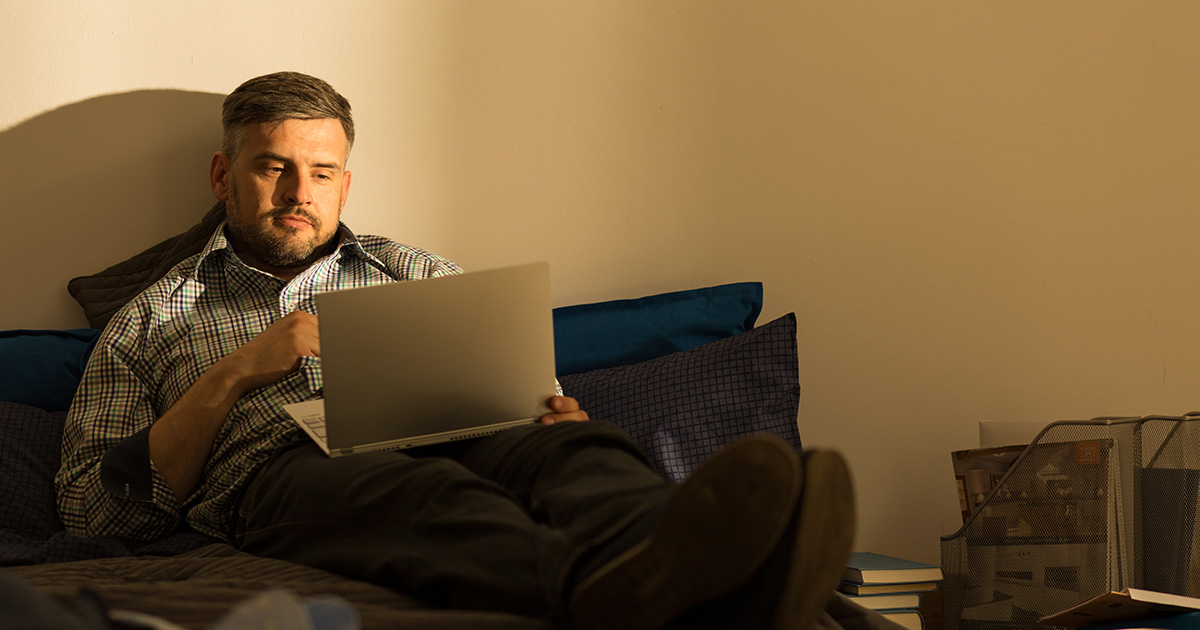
left=234, top=420, right=673, bottom=620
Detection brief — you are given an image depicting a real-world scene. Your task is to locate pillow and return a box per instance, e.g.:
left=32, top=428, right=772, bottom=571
left=0, top=329, right=101, bottom=412
left=0, top=401, right=219, bottom=565
left=0, top=402, right=68, bottom=540
left=560, top=313, right=802, bottom=482
left=553, top=282, right=763, bottom=376
left=68, top=201, right=225, bottom=330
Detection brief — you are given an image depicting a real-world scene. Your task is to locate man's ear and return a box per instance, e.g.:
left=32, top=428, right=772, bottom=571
left=210, top=152, right=232, bottom=201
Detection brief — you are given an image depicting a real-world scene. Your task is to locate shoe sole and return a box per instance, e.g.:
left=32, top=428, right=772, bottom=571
left=569, top=435, right=802, bottom=630
left=771, top=449, right=856, bottom=630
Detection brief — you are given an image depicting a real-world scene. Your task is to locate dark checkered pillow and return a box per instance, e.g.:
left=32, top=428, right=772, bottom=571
left=0, top=402, right=66, bottom=541
left=560, top=313, right=802, bottom=482
left=0, top=402, right=218, bottom=565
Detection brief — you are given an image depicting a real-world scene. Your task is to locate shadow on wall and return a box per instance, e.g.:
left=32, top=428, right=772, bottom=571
left=2, top=90, right=225, bottom=330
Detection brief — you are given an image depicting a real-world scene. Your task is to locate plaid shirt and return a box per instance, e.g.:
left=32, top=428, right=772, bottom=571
left=56, top=223, right=462, bottom=541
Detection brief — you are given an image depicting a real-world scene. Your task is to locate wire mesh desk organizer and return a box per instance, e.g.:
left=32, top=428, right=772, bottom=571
left=941, top=414, right=1200, bottom=630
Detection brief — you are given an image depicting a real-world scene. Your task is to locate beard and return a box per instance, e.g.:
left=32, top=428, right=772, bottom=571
left=224, top=179, right=339, bottom=272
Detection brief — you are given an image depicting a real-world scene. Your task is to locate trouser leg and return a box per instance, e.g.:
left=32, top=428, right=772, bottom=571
left=444, top=420, right=676, bottom=615
left=235, top=441, right=569, bottom=617
left=453, top=420, right=672, bottom=553
left=235, top=421, right=671, bottom=619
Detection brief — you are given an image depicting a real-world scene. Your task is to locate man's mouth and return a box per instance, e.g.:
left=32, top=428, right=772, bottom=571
left=272, top=214, right=314, bottom=230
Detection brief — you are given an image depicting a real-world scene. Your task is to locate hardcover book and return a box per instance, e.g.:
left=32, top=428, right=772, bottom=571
left=878, top=610, right=923, bottom=630
left=843, top=552, right=944, bottom=585
left=843, top=592, right=922, bottom=610
left=838, top=581, right=939, bottom=596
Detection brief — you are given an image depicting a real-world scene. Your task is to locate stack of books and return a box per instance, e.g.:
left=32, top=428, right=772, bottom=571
left=839, top=552, right=945, bottom=630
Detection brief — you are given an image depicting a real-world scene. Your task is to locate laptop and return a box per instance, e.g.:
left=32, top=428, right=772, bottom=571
left=282, top=261, right=557, bottom=457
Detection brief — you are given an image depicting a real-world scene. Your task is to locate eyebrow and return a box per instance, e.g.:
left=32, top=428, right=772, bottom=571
left=253, top=151, right=343, bottom=171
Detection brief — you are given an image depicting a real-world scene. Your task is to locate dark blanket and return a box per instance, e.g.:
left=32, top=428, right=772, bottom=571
left=3, top=543, right=552, bottom=630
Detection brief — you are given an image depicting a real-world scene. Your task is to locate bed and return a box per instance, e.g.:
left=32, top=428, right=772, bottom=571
left=0, top=215, right=811, bottom=628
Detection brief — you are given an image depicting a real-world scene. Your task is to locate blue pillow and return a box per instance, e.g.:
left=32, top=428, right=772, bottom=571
left=552, top=282, right=763, bottom=376
left=560, top=314, right=802, bottom=482
left=0, top=329, right=101, bottom=412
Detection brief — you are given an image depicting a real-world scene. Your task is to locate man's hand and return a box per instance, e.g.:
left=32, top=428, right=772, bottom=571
left=220, top=311, right=320, bottom=396
left=539, top=396, right=589, bottom=425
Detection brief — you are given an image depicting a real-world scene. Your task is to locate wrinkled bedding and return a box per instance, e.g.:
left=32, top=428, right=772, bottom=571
left=3, top=543, right=552, bottom=629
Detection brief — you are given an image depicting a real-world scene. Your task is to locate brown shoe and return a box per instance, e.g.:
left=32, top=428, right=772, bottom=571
left=660, top=449, right=856, bottom=630
left=568, top=435, right=803, bottom=630
left=770, top=449, right=856, bottom=630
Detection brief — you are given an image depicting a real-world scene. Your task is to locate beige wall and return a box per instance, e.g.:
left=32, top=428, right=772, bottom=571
left=4, top=1, right=1199, bottom=564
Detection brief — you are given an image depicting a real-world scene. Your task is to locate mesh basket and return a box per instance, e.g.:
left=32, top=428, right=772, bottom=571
left=941, top=414, right=1200, bottom=630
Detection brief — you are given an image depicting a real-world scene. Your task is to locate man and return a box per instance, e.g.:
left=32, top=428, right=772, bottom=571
left=56, top=72, right=857, bottom=629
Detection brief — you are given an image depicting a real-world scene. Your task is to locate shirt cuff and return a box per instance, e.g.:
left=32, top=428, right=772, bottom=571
left=100, top=426, right=154, bottom=502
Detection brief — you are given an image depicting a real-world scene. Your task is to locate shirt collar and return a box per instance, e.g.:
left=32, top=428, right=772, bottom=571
left=194, top=221, right=379, bottom=278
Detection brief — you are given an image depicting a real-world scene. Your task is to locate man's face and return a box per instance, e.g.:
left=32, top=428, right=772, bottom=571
left=210, top=118, right=352, bottom=277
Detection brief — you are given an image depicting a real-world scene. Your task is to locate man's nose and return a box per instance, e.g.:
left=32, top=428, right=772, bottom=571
left=283, top=174, right=313, bottom=205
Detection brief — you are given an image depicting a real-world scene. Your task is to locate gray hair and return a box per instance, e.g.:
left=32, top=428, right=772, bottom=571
left=221, top=71, right=354, bottom=162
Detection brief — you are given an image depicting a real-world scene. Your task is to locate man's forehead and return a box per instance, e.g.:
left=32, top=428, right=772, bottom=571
left=241, top=118, right=348, bottom=164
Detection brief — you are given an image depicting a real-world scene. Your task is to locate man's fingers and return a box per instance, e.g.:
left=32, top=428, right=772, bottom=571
left=227, top=311, right=321, bottom=389
left=279, top=311, right=320, bottom=357
left=540, top=396, right=589, bottom=425
left=550, top=396, right=580, bottom=412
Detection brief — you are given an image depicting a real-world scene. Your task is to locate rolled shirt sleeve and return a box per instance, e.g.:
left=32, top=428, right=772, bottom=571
left=100, top=425, right=154, bottom=502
